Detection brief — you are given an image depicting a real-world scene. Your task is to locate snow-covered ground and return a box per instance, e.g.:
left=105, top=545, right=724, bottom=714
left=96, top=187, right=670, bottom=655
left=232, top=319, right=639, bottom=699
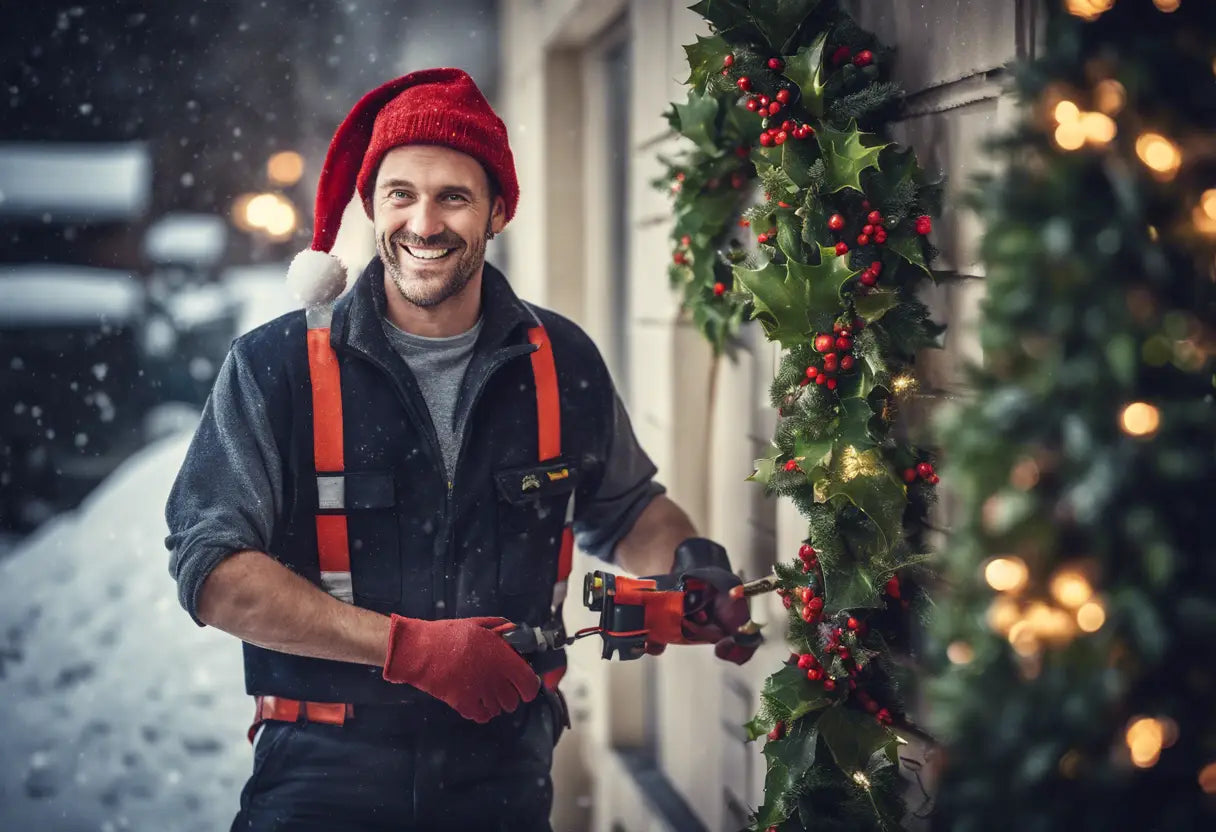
left=0, top=265, right=299, bottom=832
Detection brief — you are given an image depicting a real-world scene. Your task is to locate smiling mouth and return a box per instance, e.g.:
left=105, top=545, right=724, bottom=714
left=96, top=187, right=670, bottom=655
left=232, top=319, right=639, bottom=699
left=400, top=244, right=457, bottom=261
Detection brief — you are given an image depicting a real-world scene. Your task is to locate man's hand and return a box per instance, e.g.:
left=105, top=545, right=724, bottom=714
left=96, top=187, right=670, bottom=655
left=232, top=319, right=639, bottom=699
left=382, top=615, right=541, bottom=722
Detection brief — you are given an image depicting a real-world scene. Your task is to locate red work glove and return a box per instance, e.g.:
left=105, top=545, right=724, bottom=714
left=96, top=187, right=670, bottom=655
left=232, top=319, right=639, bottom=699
left=382, top=614, right=541, bottom=723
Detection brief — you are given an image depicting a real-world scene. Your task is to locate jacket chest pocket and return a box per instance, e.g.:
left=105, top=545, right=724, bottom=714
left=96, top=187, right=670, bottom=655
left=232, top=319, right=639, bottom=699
left=318, top=469, right=401, bottom=606
left=493, top=458, right=578, bottom=597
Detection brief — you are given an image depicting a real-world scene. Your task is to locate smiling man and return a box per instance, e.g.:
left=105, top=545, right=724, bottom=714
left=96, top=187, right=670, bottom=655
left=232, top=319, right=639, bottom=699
left=165, top=68, right=756, bottom=832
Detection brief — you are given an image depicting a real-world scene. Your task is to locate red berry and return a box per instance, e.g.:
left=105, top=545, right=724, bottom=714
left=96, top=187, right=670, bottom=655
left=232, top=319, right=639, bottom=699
left=673, top=252, right=686, bottom=265
left=874, top=229, right=887, bottom=243
left=930, top=474, right=940, bottom=485
left=847, top=617, right=859, bottom=630
left=828, top=213, right=845, bottom=231
left=822, top=352, right=839, bottom=371
left=782, top=594, right=793, bottom=608
left=799, top=543, right=816, bottom=560
left=823, top=678, right=836, bottom=691
left=885, top=576, right=901, bottom=599
left=745, top=98, right=759, bottom=112
left=757, top=233, right=769, bottom=244
left=836, top=336, right=852, bottom=351
left=759, top=96, right=771, bottom=108
left=807, top=597, right=824, bottom=615
left=768, top=57, right=784, bottom=71
left=857, top=234, right=870, bottom=246
left=903, top=468, right=917, bottom=483
left=737, top=77, right=751, bottom=91
left=860, top=272, right=877, bottom=287
left=834, top=242, right=849, bottom=256
left=680, top=235, right=691, bottom=246
left=917, top=462, right=933, bottom=478
left=713, top=282, right=726, bottom=296
left=876, top=708, right=893, bottom=725
left=831, top=45, right=852, bottom=66
left=801, top=606, right=815, bottom=622
left=775, top=131, right=787, bottom=145
left=799, top=125, right=814, bottom=138
left=758, top=132, right=773, bottom=147
left=724, top=54, right=735, bottom=68
left=815, top=374, right=827, bottom=385
left=776, top=89, right=790, bottom=103
left=807, top=667, right=824, bottom=681
left=915, top=215, right=932, bottom=235
left=867, top=211, right=882, bottom=225
left=826, top=378, right=837, bottom=390
left=781, top=120, right=794, bottom=132
left=862, top=224, right=875, bottom=236
left=871, top=261, right=882, bottom=274
left=798, top=653, right=815, bottom=669
left=805, top=365, right=818, bottom=378
left=814, top=334, right=834, bottom=353
left=855, top=50, right=874, bottom=67
left=768, top=101, right=782, bottom=115
left=834, top=321, right=844, bottom=333
left=784, top=459, right=799, bottom=472
left=837, top=647, right=851, bottom=660
left=840, top=355, right=855, bottom=371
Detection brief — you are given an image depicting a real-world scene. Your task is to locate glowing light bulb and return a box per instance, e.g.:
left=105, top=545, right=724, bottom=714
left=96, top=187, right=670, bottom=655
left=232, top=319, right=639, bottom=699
left=1050, top=570, right=1093, bottom=609
left=1066, top=0, right=1113, bottom=20
left=985, top=557, right=1029, bottom=593
left=1153, top=0, right=1181, bottom=11
left=987, top=596, right=1020, bottom=635
left=1126, top=717, right=1165, bottom=768
left=1136, top=133, right=1182, bottom=179
left=1120, top=402, right=1161, bottom=437
left=1054, top=100, right=1080, bottom=124
left=1094, top=80, right=1126, bottom=115
left=947, top=641, right=974, bottom=664
left=1081, top=112, right=1117, bottom=145
left=1077, top=600, right=1105, bottom=632
left=1055, top=121, right=1087, bottom=151
left=1199, top=761, right=1216, bottom=795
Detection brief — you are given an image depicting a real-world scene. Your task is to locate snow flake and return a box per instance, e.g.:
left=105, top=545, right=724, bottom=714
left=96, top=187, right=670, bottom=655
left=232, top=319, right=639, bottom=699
left=92, top=363, right=108, bottom=382
left=78, top=102, right=92, bottom=115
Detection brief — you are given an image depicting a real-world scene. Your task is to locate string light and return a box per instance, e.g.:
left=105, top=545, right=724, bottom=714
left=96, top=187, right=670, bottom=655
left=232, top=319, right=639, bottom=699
left=1193, top=189, right=1216, bottom=237
left=1050, top=569, right=1093, bottom=608
left=891, top=373, right=918, bottom=395
left=947, top=641, right=974, bottom=664
left=852, top=772, right=872, bottom=790
left=1126, top=717, right=1166, bottom=768
left=1199, top=761, right=1216, bottom=795
left=1054, top=100, right=1080, bottom=123
left=1080, top=112, right=1117, bottom=145
left=1007, top=620, right=1040, bottom=657
left=1152, top=0, right=1181, bottom=11
left=1066, top=0, right=1114, bottom=21
left=1024, top=601, right=1077, bottom=644
left=1120, top=402, right=1161, bottom=437
left=1135, top=132, right=1182, bottom=180
left=1094, top=79, right=1126, bottom=115
left=985, top=557, right=1029, bottom=593
left=987, top=596, right=1021, bottom=634
left=1052, top=98, right=1115, bottom=149
left=1076, top=600, right=1106, bottom=632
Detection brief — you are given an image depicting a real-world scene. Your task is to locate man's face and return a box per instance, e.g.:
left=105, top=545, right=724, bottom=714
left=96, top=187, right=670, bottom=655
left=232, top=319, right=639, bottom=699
left=372, top=144, right=506, bottom=309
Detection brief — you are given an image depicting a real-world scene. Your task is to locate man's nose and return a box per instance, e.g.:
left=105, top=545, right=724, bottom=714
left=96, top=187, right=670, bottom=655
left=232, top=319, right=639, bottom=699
left=406, top=199, right=445, bottom=241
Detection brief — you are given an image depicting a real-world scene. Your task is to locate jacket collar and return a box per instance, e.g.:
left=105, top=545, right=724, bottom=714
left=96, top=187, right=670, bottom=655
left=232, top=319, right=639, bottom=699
left=332, top=256, right=540, bottom=357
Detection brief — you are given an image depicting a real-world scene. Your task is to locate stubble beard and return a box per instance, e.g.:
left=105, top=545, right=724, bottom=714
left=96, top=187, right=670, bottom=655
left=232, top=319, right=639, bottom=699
left=378, top=219, right=490, bottom=309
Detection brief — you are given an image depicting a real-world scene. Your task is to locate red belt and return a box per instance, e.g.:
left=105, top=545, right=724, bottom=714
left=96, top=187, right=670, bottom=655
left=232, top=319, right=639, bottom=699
left=247, top=695, right=353, bottom=744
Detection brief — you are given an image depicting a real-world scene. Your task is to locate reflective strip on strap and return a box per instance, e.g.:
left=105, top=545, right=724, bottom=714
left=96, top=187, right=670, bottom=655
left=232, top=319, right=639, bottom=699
left=306, top=305, right=334, bottom=329
left=320, top=569, right=354, bottom=604
left=526, top=326, right=561, bottom=462
left=315, top=510, right=351, bottom=594
left=307, top=328, right=344, bottom=472
left=317, top=475, right=345, bottom=510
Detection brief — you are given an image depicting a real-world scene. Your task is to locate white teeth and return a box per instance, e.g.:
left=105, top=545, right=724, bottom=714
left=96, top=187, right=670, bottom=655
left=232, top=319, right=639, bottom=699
left=404, top=246, right=452, bottom=260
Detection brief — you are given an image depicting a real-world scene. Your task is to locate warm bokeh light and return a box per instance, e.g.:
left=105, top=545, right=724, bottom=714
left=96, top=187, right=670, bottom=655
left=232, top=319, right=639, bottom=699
left=985, top=557, right=1029, bottom=593
left=1050, top=570, right=1093, bottom=608
left=1094, top=79, right=1126, bottom=115
left=1077, top=600, right=1106, bottom=632
left=267, top=150, right=305, bottom=186
left=1120, top=401, right=1161, bottom=437
left=1024, top=601, right=1076, bottom=643
left=1126, top=717, right=1165, bottom=768
left=1010, top=457, right=1041, bottom=490
left=891, top=373, right=918, bottom=395
left=987, top=596, right=1021, bottom=635
left=1055, top=121, right=1087, bottom=151
left=1066, top=0, right=1113, bottom=21
left=243, top=192, right=298, bottom=240
left=1199, top=761, right=1216, bottom=794
left=947, top=641, right=974, bottom=665
left=1195, top=190, right=1216, bottom=237
left=1007, top=620, right=1040, bottom=657
left=1152, top=0, right=1181, bottom=11
left=1135, top=133, right=1182, bottom=179
left=1054, top=100, right=1080, bottom=123
left=1080, top=111, right=1117, bottom=145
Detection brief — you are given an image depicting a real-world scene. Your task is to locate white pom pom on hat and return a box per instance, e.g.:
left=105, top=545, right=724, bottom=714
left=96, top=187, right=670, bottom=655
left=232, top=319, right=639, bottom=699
left=287, top=68, right=519, bottom=308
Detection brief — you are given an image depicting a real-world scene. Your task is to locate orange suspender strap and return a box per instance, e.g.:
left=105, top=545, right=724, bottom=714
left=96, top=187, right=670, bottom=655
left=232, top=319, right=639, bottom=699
left=526, top=325, right=574, bottom=585
left=306, top=313, right=352, bottom=605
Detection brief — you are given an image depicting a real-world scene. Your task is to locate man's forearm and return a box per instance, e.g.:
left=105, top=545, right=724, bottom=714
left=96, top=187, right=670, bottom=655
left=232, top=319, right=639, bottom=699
left=196, top=549, right=391, bottom=667
left=612, top=494, right=698, bottom=576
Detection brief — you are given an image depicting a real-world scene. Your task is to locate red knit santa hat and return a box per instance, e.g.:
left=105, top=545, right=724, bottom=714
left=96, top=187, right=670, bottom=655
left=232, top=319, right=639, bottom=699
left=286, top=67, right=519, bottom=306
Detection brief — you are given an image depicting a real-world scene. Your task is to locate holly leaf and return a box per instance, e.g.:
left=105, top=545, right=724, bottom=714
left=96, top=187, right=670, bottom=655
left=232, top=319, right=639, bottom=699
left=672, top=89, right=722, bottom=155
left=785, top=245, right=859, bottom=333
left=855, top=289, right=899, bottom=323
left=837, top=396, right=877, bottom=449
left=816, top=120, right=889, bottom=193
left=887, top=232, right=934, bottom=279
left=817, top=704, right=893, bottom=775
left=821, top=562, right=881, bottom=609
left=783, top=31, right=828, bottom=119
left=755, top=716, right=822, bottom=828
left=689, top=0, right=762, bottom=40
left=749, top=0, right=821, bottom=54
left=748, top=448, right=779, bottom=488
left=824, top=447, right=907, bottom=548
left=776, top=212, right=804, bottom=262
left=794, top=436, right=834, bottom=470
left=762, top=664, right=834, bottom=720
left=682, top=34, right=732, bottom=88
left=734, top=259, right=813, bottom=347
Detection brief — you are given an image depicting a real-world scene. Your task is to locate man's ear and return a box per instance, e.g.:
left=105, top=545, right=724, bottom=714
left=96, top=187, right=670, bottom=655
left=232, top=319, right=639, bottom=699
left=489, top=195, right=507, bottom=235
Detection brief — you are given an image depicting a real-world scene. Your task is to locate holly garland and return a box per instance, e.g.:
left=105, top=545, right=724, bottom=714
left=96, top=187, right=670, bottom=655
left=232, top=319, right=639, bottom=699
left=662, top=2, right=947, bottom=830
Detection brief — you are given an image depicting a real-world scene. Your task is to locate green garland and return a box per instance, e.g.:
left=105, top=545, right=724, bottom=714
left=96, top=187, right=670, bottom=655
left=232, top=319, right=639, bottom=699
left=661, top=1, right=943, bottom=832
left=659, top=2, right=947, bottom=830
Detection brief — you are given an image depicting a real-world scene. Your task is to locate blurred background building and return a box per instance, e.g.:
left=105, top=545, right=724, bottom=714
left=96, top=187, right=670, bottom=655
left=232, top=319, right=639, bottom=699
left=0, top=1, right=1037, bottom=830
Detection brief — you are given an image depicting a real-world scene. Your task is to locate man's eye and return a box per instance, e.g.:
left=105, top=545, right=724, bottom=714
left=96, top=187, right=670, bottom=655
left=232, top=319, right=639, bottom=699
left=444, top=193, right=468, bottom=202
left=389, top=190, right=409, bottom=199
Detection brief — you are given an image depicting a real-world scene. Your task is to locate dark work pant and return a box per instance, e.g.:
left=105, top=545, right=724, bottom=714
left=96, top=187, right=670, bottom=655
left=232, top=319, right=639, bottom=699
left=229, top=693, right=563, bottom=832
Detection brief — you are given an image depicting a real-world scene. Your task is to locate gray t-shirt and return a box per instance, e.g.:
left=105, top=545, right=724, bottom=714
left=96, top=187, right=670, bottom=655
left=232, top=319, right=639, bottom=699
left=381, top=316, right=483, bottom=481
